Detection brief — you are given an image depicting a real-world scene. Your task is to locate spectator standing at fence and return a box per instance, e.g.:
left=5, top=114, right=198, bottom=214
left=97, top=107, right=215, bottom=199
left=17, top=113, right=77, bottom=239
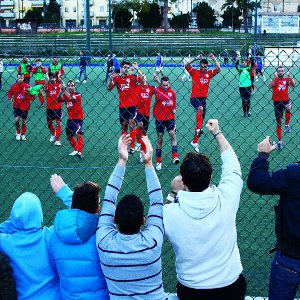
left=107, top=60, right=145, bottom=154
left=247, top=136, right=300, bottom=300
left=0, top=57, right=3, bottom=89
left=0, top=250, right=17, bottom=299
left=113, top=54, right=120, bottom=73
left=76, top=51, right=87, bottom=83
left=268, top=66, right=296, bottom=151
left=220, top=49, right=229, bottom=65
left=0, top=192, right=61, bottom=299
left=153, top=75, right=179, bottom=171
left=17, top=56, right=32, bottom=84
left=49, top=174, right=109, bottom=300
left=184, top=52, right=221, bottom=153
left=255, top=53, right=266, bottom=82
left=58, top=80, right=84, bottom=158
left=103, top=54, right=114, bottom=83
left=32, top=58, right=47, bottom=107
left=154, top=51, right=164, bottom=78
left=44, top=72, right=63, bottom=146
left=235, top=57, right=255, bottom=117
left=164, top=119, right=246, bottom=300
left=48, top=56, right=65, bottom=82
left=96, top=134, right=166, bottom=299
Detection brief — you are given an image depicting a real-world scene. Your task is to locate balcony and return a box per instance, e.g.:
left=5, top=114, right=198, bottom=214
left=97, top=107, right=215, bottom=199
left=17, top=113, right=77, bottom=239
left=0, top=12, right=15, bottom=18
left=0, top=1, right=14, bottom=7
left=30, top=0, right=49, bottom=7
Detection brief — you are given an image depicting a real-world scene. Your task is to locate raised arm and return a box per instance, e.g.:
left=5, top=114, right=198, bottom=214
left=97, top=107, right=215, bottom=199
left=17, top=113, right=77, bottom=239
left=208, top=53, right=221, bottom=73
left=50, top=174, right=73, bottom=208
left=184, top=53, right=203, bottom=68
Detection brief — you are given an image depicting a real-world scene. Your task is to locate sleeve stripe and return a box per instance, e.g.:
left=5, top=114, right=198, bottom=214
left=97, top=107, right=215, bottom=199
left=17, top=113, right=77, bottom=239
left=103, top=199, right=114, bottom=204
left=100, top=254, right=161, bottom=267
left=148, top=214, right=163, bottom=220
left=107, top=183, right=120, bottom=192
left=99, top=213, right=114, bottom=218
left=105, top=269, right=162, bottom=283
left=109, top=283, right=162, bottom=296
left=148, top=188, right=161, bottom=195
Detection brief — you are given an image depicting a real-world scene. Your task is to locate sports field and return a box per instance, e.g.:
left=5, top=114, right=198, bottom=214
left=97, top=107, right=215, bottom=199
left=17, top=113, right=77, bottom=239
left=1, top=60, right=300, bottom=298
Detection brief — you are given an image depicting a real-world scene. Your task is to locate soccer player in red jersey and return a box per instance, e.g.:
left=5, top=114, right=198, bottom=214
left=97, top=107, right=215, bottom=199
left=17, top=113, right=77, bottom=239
left=44, top=73, right=63, bottom=146
left=268, top=66, right=296, bottom=151
left=32, top=58, right=47, bottom=106
left=107, top=60, right=145, bottom=153
left=58, top=80, right=84, bottom=158
left=184, top=53, right=221, bottom=153
left=153, top=76, right=179, bottom=171
left=7, top=73, right=35, bottom=141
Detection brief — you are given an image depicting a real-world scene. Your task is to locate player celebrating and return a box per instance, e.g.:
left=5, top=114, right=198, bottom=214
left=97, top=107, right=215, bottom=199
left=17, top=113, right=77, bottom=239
left=255, top=53, right=266, bottom=82
left=44, top=73, right=63, bottom=146
left=154, top=51, right=164, bottom=78
left=153, top=76, right=179, bottom=171
left=184, top=53, right=221, bottom=153
left=32, top=58, right=47, bottom=106
left=48, top=56, right=65, bottom=82
left=17, top=56, right=32, bottom=84
left=58, top=80, right=84, bottom=158
left=107, top=60, right=145, bottom=154
left=268, top=66, right=296, bottom=151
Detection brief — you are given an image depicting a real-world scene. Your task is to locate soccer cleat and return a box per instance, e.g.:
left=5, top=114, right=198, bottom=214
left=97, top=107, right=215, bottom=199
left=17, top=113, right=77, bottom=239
left=49, top=135, right=56, bottom=142
left=134, top=143, right=141, bottom=152
left=21, top=135, right=26, bottom=141
left=247, top=112, right=251, bottom=117
left=128, top=148, right=135, bottom=155
left=77, top=152, right=83, bottom=159
left=75, top=79, right=79, bottom=83
left=156, top=162, right=162, bottom=171
left=242, top=113, right=246, bottom=117
left=196, top=128, right=204, bottom=137
left=54, top=141, right=62, bottom=146
left=278, top=141, right=283, bottom=152
left=16, top=133, right=21, bottom=141
left=285, top=125, right=291, bottom=133
left=83, top=80, right=87, bottom=83
left=173, top=157, right=180, bottom=165
left=190, top=142, right=200, bottom=153
left=69, top=150, right=79, bottom=156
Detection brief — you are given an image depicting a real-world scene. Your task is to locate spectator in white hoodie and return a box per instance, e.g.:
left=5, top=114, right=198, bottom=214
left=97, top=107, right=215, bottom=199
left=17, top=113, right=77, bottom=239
left=163, top=119, right=246, bottom=300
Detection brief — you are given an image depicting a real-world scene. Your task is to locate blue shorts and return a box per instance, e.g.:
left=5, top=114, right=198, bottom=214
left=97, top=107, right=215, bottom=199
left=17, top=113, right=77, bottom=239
left=190, top=97, right=207, bottom=116
left=13, top=108, right=28, bottom=119
left=119, top=106, right=137, bottom=124
left=135, top=113, right=150, bottom=132
left=66, top=119, right=83, bottom=136
left=274, top=100, right=290, bottom=120
left=155, top=119, right=176, bottom=134
left=46, top=109, right=62, bottom=121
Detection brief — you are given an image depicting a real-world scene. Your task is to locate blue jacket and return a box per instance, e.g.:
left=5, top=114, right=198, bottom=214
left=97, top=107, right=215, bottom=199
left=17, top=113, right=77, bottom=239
left=0, top=193, right=61, bottom=300
left=50, top=185, right=109, bottom=300
left=113, top=57, right=120, bottom=71
left=247, top=153, right=300, bottom=258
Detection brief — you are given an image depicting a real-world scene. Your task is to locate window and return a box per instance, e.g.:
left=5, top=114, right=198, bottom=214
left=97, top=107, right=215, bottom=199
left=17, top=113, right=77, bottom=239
left=73, top=7, right=76, bottom=12
left=65, top=6, right=69, bottom=13
left=99, top=6, right=104, bottom=12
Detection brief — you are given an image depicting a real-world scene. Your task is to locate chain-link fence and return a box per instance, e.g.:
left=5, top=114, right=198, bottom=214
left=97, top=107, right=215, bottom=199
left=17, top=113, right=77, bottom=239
left=1, top=45, right=300, bottom=298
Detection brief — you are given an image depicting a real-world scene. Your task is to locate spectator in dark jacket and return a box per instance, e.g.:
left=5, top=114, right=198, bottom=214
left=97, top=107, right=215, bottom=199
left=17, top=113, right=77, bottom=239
left=0, top=251, right=17, bottom=300
left=76, top=51, right=87, bottom=83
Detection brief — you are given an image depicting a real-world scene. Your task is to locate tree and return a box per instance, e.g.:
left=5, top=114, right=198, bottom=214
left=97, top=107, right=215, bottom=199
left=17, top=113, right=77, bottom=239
left=193, top=2, right=216, bottom=29
left=169, top=13, right=191, bottom=32
left=137, top=2, right=162, bottom=30
left=112, top=4, right=133, bottom=30
left=24, top=7, right=43, bottom=26
left=43, top=0, right=61, bottom=24
left=221, top=0, right=257, bottom=33
left=162, top=0, right=177, bottom=32
left=221, top=7, right=242, bottom=30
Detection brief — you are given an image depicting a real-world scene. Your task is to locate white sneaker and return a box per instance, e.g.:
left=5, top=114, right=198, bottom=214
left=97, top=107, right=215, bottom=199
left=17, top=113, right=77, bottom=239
left=16, top=133, right=21, bottom=141
left=75, top=79, right=79, bottom=83
left=49, top=135, right=56, bottom=142
left=69, top=150, right=79, bottom=156
left=54, top=141, right=62, bottom=146
left=134, top=143, right=141, bottom=152
left=190, top=142, right=200, bottom=153
left=83, top=80, right=87, bottom=83
left=156, top=162, right=162, bottom=171
left=77, top=152, right=83, bottom=159
left=21, top=135, right=26, bottom=141
left=173, top=157, right=180, bottom=165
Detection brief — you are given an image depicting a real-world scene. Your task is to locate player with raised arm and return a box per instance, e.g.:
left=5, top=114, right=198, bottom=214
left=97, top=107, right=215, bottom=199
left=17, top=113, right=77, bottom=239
left=32, top=58, right=47, bottom=107
left=184, top=52, right=221, bottom=153
left=268, top=66, right=296, bottom=151
left=107, top=60, right=145, bottom=154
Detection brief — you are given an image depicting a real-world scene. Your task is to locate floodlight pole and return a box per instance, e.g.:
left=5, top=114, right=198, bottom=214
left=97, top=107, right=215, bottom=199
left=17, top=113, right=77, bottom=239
left=85, top=0, right=91, bottom=60
left=254, top=0, right=258, bottom=53
left=108, top=0, right=112, bottom=51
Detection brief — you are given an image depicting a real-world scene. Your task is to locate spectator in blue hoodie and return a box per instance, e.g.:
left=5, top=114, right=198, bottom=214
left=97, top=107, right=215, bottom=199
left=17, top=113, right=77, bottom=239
left=49, top=174, right=109, bottom=300
left=113, top=54, right=120, bottom=74
left=0, top=192, right=61, bottom=300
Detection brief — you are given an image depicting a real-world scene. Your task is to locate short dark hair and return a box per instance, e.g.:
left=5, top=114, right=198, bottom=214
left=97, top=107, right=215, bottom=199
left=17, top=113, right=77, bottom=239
left=72, top=181, right=100, bottom=214
left=48, top=72, right=55, bottom=78
left=115, top=194, right=144, bottom=234
left=36, top=58, right=41, bottom=62
left=200, top=59, right=208, bottom=65
left=161, top=76, right=169, bottom=83
left=121, top=60, right=130, bottom=67
left=180, top=152, right=212, bottom=192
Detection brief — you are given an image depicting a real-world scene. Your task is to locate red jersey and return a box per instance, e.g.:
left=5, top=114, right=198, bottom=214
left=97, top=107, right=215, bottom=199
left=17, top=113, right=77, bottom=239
left=186, top=65, right=219, bottom=98
left=7, top=82, right=34, bottom=110
left=153, top=86, right=176, bottom=121
left=111, top=74, right=143, bottom=108
left=45, top=82, right=62, bottom=110
left=135, top=85, right=155, bottom=117
left=61, top=92, right=84, bottom=120
left=272, top=77, right=293, bottom=102
left=247, top=61, right=257, bottom=76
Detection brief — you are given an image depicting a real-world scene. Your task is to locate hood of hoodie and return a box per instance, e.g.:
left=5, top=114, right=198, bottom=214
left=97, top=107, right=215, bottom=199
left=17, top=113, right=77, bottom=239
left=10, top=192, right=43, bottom=232
left=54, top=209, right=98, bottom=244
left=177, top=185, right=219, bottom=220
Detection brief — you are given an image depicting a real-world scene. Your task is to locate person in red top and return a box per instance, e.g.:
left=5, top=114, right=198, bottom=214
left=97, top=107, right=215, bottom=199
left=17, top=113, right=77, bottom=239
left=153, top=76, right=179, bottom=171
left=184, top=53, right=221, bottom=153
left=107, top=60, right=145, bottom=153
left=44, top=72, right=63, bottom=146
left=58, top=80, right=84, bottom=158
left=7, top=73, right=35, bottom=141
left=32, top=58, right=47, bottom=106
left=268, top=66, right=296, bottom=151
left=248, top=57, right=257, bottom=91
